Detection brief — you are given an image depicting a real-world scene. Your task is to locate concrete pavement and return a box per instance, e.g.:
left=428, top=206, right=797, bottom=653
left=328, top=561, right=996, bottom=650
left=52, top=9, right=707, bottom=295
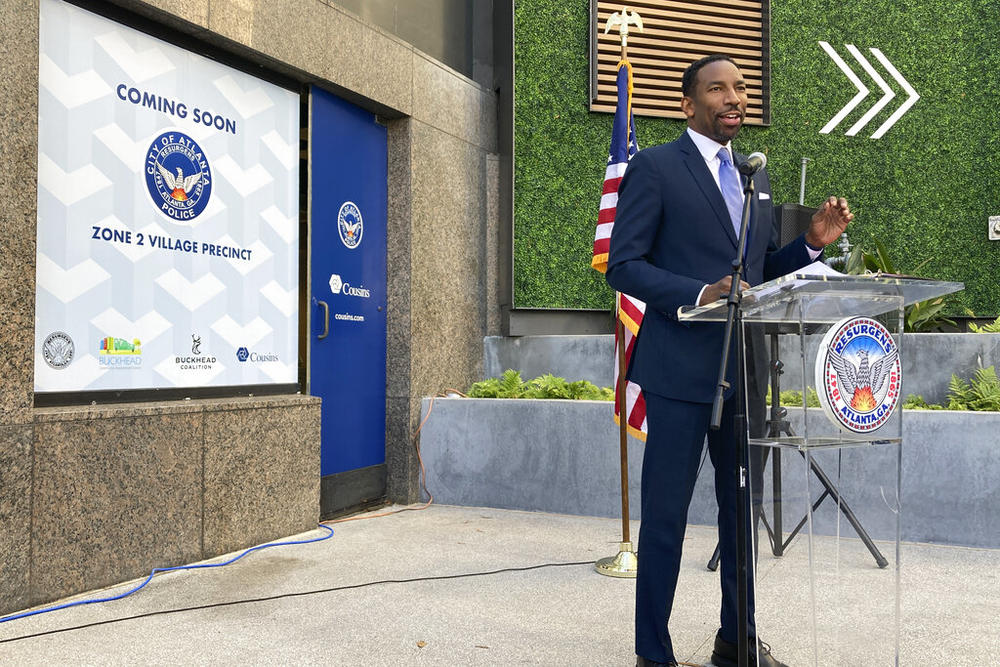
left=1, top=504, right=997, bottom=665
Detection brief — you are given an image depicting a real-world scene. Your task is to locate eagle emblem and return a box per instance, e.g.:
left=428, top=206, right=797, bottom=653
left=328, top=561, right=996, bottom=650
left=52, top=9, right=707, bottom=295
left=827, top=347, right=899, bottom=412
left=337, top=201, right=364, bottom=249
left=157, top=163, right=203, bottom=201
left=42, top=332, right=75, bottom=369
left=816, top=316, right=902, bottom=433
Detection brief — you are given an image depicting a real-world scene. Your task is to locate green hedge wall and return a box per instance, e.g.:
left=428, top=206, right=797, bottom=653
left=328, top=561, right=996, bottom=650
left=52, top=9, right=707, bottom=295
left=513, top=0, right=1000, bottom=314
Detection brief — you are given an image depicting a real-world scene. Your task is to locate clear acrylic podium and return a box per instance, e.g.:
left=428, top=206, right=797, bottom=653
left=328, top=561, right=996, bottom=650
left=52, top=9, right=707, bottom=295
left=680, top=271, right=963, bottom=666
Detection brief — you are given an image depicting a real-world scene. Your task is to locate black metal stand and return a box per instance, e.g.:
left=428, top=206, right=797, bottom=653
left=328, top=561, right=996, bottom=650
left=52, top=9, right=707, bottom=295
left=707, top=331, right=889, bottom=572
left=709, top=174, right=756, bottom=667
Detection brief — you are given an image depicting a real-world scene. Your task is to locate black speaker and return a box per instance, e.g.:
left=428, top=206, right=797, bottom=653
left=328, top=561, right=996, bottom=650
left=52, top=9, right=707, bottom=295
left=776, top=203, right=816, bottom=247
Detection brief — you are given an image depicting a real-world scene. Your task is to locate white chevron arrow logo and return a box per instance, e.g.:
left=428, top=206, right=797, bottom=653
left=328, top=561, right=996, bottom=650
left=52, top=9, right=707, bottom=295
left=868, top=48, right=920, bottom=139
left=819, top=42, right=919, bottom=139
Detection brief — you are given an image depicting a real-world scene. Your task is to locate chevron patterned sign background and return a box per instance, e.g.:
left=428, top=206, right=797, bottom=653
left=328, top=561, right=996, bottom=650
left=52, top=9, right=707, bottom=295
left=34, top=0, right=300, bottom=392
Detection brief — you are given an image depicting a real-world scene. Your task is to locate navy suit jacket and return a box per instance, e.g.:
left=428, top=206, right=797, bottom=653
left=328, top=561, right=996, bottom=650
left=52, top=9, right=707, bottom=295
left=606, top=131, right=815, bottom=404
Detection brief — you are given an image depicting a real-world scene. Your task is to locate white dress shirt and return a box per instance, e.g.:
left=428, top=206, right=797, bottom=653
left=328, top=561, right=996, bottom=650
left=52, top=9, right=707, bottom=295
left=684, top=127, right=821, bottom=309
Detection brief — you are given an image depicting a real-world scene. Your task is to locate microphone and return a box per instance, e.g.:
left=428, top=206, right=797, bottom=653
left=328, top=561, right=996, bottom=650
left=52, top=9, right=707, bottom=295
left=738, top=152, right=767, bottom=176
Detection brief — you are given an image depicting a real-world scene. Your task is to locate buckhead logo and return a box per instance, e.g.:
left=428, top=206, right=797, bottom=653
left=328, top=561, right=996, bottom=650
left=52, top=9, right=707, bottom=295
left=815, top=316, right=901, bottom=433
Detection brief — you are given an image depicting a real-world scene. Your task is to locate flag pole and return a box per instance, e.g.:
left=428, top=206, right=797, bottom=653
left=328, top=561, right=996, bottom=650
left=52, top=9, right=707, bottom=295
left=595, top=309, right=638, bottom=577
left=595, top=5, right=643, bottom=579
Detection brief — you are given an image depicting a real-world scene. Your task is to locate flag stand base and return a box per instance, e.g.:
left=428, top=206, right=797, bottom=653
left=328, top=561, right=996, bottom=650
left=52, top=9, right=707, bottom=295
left=595, top=541, right=638, bottom=578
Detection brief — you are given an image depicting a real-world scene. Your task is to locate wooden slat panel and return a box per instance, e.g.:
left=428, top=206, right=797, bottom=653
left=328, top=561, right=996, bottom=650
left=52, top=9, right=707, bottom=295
left=592, top=0, right=770, bottom=125
left=598, top=5, right=763, bottom=30
left=596, top=10, right=762, bottom=39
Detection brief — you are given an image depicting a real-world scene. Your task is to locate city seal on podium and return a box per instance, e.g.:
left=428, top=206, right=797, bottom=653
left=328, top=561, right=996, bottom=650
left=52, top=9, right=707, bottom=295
left=815, top=316, right=901, bottom=433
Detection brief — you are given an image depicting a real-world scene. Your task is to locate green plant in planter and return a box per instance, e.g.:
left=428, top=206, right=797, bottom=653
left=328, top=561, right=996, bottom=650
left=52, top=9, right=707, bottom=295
left=947, top=366, right=1000, bottom=411
left=902, top=394, right=945, bottom=410
left=467, top=369, right=614, bottom=400
left=765, top=386, right=821, bottom=407
left=843, top=240, right=956, bottom=332
left=968, top=315, right=1000, bottom=333
left=468, top=369, right=525, bottom=398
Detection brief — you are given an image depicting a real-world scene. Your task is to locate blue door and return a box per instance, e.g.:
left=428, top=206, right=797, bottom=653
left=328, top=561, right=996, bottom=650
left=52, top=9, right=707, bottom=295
left=309, top=86, right=387, bottom=511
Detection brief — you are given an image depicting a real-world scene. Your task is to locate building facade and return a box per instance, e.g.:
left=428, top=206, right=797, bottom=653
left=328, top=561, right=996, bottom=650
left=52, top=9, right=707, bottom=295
left=0, top=0, right=506, bottom=615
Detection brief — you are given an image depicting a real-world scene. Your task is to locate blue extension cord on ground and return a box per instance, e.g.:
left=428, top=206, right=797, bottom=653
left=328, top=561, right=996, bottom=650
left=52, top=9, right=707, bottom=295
left=0, top=524, right=335, bottom=624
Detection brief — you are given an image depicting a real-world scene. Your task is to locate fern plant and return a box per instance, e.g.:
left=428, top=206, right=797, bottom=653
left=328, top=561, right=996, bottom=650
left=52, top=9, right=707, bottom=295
left=967, top=366, right=1000, bottom=411
left=467, top=370, right=613, bottom=400
left=946, top=373, right=976, bottom=410
left=968, top=315, right=1000, bottom=333
left=944, top=366, right=1000, bottom=411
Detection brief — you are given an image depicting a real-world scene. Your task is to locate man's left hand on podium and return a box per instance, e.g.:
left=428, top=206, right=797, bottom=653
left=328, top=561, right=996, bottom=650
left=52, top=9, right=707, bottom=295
left=805, top=196, right=853, bottom=249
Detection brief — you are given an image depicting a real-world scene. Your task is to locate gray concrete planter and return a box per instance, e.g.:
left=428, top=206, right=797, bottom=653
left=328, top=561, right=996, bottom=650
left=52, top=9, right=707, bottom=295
left=420, top=397, right=1000, bottom=549
left=484, top=333, right=1000, bottom=405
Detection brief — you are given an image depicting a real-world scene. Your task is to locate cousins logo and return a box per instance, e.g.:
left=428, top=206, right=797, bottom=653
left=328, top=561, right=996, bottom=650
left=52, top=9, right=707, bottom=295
left=815, top=317, right=901, bottom=434
left=145, top=131, right=212, bottom=222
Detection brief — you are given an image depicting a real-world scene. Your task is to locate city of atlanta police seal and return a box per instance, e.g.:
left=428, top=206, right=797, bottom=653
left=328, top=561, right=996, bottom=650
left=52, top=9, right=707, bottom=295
left=337, top=201, right=363, bottom=249
left=815, top=316, right=901, bottom=434
left=145, top=131, right=212, bottom=223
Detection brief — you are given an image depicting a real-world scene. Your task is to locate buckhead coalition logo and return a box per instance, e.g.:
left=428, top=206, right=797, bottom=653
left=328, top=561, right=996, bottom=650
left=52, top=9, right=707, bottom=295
left=145, top=131, right=212, bottom=222
left=175, top=334, right=216, bottom=371
left=42, top=332, right=75, bottom=369
left=815, top=317, right=901, bottom=433
left=337, top=201, right=363, bottom=249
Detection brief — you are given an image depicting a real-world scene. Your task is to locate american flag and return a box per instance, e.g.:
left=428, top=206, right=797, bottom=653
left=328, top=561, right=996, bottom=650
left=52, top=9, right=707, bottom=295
left=591, top=60, right=647, bottom=441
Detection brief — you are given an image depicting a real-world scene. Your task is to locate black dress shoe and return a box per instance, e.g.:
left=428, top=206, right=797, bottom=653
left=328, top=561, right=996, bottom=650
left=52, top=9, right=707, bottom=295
left=636, top=656, right=678, bottom=666
left=710, top=632, right=789, bottom=667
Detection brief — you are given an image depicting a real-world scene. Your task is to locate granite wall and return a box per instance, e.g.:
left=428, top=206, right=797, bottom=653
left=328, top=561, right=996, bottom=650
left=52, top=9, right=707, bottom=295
left=0, top=0, right=499, bottom=614
left=0, top=396, right=320, bottom=615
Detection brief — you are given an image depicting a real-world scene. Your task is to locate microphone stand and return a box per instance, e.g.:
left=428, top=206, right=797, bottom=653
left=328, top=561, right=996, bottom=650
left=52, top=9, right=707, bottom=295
left=710, top=171, right=756, bottom=667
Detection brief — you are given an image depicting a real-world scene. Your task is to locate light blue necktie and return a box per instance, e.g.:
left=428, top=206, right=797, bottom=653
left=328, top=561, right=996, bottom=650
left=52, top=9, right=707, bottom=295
left=717, top=148, right=745, bottom=237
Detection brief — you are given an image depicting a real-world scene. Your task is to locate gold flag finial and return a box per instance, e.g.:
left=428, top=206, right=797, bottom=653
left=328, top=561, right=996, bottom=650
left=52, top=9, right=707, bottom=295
left=604, top=6, right=643, bottom=58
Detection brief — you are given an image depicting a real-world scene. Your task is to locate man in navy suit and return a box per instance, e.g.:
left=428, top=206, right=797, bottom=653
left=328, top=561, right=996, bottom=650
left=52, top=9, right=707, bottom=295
left=606, top=55, right=852, bottom=667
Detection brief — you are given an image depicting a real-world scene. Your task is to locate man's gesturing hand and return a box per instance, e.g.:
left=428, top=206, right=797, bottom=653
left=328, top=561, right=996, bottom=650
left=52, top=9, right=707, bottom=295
left=699, top=276, right=750, bottom=306
left=805, top=196, right=853, bottom=249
